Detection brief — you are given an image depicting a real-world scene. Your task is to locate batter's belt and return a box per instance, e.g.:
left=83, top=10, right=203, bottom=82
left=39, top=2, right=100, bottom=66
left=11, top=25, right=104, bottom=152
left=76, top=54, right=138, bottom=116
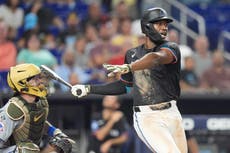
left=134, top=102, right=171, bottom=112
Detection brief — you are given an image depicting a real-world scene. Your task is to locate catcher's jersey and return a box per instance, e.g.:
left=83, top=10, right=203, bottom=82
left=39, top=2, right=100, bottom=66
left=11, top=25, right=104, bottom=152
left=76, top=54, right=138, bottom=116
left=121, top=41, right=181, bottom=106
left=0, top=96, right=48, bottom=148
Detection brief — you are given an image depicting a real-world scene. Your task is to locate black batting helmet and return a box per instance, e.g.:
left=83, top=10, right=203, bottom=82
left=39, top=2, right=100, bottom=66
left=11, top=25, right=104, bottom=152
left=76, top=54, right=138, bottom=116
left=141, top=7, right=173, bottom=34
left=141, top=7, right=173, bottom=44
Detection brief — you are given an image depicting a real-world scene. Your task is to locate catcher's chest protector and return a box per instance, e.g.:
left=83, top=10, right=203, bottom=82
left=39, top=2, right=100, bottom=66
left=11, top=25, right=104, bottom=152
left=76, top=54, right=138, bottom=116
left=7, top=96, right=49, bottom=145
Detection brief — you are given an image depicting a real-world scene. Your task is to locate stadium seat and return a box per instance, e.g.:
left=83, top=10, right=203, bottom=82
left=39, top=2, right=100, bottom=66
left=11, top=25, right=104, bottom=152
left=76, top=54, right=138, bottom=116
left=188, top=3, right=230, bottom=50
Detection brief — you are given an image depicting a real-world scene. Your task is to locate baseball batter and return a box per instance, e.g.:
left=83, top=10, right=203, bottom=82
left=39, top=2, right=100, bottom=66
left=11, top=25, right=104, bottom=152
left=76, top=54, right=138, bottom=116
left=71, top=7, right=187, bottom=153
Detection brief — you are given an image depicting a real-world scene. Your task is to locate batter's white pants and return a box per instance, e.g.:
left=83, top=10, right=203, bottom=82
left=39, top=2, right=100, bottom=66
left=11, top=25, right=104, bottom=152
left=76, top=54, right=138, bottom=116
left=133, top=100, right=187, bottom=153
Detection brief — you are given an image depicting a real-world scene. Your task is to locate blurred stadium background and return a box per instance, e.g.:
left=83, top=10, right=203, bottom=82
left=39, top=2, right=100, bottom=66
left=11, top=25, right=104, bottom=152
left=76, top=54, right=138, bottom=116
left=0, top=0, right=230, bottom=153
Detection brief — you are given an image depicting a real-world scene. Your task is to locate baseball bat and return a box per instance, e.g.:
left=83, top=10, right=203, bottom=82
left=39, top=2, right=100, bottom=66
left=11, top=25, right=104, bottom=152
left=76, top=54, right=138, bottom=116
left=40, top=65, right=72, bottom=89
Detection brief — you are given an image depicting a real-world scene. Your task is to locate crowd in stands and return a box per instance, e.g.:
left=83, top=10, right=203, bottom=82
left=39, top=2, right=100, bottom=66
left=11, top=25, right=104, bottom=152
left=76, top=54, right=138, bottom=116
left=0, top=0, right=230, bottom=95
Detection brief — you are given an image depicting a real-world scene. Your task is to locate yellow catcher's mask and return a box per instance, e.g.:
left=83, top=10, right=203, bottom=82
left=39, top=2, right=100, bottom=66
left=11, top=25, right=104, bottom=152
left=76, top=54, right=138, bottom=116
left=7, top=63, right=48, bottom=97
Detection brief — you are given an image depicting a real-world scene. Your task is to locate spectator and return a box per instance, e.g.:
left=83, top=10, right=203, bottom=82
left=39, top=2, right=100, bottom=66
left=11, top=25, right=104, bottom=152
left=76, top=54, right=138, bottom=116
left=66, top=0, right=77, bottom=10
left=65, top=0, right=88, bottom=17
left=43, top=32, right=64, bottom=65
left=59, top=12, right=82, bottom=50
left=109, top=15, right=120, bottom=36
left=86, top=21, right=122, bottom=84
left=17, top=32, right=57, bottom=68
left=86, top=49, right=107, bottom=84
left=24, top=0, right=43, bottom=32
left=24, top=0, right=64, bottom=34
left=84, top=23, right=100, bottom=54
left=102, top=0, right=136, bottom=16
left=131, top=19, right=143, bottom=37
left=0, top=20, right=17, bottom=71
left=180, top=56, right=203, bottom=93
left=131, top=19, right=146, bottom=46
left=81, top=1, right=108, bottom=30
left=93, top=21, right=121, bottom=63
left=36, top=1, right=57, bottom=34
left=112, top=1, right=132, bottom=21
left=21, top=0, right=36, bottom=10
left=69, top=72, right=79, bottom=86
left=73, top=35, right=91, bottom=69
left=193, top=35, right=212, bottom=77
left=111, top=17, right=138, bottom=49
left=101, top=0, right=113, bottom=13
left=0, top=0, right=24, bottom=39
left=24, top=1, right=40, bottom=32
left=108, top=41, right=132, bottom=65
left=137, top=34, right=145, bottom=46
left=54, top=50, right=90, bottom=92
left=201, top=50, right=230, bottom=93
left=185, top=131, right=200, bottom=153
left=87, top=95, right=129, bottom=153
left=15, top=36, right=26, bottom=51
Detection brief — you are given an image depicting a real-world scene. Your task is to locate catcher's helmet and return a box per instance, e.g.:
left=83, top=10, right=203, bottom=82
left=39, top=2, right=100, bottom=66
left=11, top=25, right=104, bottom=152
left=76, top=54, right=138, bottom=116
left=141, top=7, right=173, bottom=34
left=7, top=63, right=48, bottom=97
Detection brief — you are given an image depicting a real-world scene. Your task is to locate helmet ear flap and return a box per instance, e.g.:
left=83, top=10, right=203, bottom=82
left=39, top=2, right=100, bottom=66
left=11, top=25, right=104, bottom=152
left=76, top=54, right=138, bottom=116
left=145, top=23, right=151, bottom=31
left=144, top=23, right=164, bottom=44
left=141, top=23, right=150, bottom=35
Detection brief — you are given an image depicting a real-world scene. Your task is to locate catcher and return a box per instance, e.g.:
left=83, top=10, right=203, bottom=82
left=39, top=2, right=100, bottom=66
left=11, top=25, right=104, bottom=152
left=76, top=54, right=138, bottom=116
left=0, top=63, right=73, bottom=153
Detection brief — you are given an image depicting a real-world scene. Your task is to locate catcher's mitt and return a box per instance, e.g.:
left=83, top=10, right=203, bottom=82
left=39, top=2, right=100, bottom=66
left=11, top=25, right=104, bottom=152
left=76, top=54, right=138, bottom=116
left=49, top=134, right=72, bottom=153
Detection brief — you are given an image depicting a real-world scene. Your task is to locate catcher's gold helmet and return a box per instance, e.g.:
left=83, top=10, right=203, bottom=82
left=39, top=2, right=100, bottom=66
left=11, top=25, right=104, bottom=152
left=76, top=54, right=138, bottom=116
left=7, top=63, right=48, bottom=97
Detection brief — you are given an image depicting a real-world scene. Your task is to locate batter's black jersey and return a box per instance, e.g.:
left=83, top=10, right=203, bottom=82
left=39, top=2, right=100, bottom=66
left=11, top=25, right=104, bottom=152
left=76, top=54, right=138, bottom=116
left=121, top=41, right=181, bottom=106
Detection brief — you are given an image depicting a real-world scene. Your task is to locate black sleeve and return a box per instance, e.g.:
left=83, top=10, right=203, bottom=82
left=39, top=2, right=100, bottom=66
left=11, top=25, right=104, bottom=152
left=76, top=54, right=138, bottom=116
left=90, top=80, right=127, bottom=95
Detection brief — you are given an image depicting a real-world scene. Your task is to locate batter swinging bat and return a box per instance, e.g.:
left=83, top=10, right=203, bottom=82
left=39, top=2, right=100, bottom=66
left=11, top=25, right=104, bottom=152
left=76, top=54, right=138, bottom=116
left=40, top=65, right=72, bottom=89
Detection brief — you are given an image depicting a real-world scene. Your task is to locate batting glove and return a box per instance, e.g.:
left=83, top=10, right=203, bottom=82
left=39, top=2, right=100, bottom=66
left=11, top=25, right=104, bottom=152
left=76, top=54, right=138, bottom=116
left=103, top=64, right=132, bottom=77
left=71, top=85, right=90, bottom=98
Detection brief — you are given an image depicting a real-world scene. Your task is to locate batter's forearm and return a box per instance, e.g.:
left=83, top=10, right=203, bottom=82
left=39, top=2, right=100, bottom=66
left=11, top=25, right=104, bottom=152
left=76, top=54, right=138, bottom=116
left=130, top=50, right=174, bottom=71
left=90, top=80, right=126, bottom=95
left=130, top=52, right=161, bottom=71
